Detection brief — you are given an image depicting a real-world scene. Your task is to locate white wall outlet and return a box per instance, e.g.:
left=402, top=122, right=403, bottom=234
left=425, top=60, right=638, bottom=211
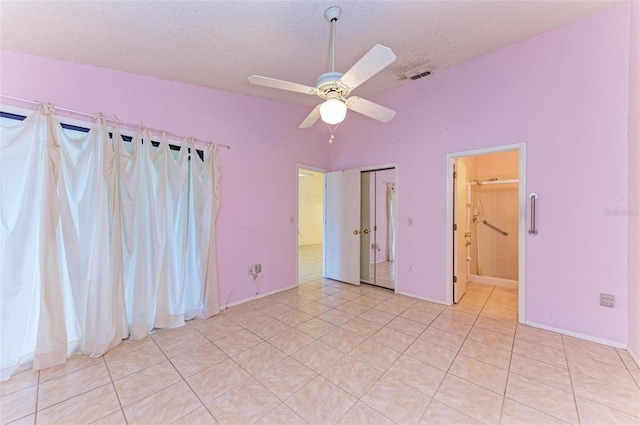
left=600, top=293, right=614, bottom=308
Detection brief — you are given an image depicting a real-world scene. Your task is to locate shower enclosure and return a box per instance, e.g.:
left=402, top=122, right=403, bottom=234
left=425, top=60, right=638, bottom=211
left=469, top=178, right=519, bottom=287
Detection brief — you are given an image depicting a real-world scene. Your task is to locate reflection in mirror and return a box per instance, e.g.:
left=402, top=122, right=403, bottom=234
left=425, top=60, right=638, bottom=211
left=360, top=168, right=396, bottom=289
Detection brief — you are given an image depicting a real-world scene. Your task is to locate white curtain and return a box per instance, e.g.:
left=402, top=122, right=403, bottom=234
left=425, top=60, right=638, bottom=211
left=0, top=106, right=220, bottom=381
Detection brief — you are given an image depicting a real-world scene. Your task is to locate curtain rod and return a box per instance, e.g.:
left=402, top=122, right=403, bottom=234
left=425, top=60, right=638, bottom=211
left=0, top=94, right=231, bottom=150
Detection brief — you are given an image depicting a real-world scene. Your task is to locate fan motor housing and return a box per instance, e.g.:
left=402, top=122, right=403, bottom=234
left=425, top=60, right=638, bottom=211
left=315, top=72, right=350, bottom=99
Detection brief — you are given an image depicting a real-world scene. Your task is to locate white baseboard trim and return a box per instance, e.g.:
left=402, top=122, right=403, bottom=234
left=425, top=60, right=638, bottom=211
left=470, top=274, right=518, bottom=289
left=525, top=321, right=626, bottom=349
left=396, top=291, right=448, bottom=306
left=627, top=348, right=640, bottom=368
left=223, top=284, right=297, bottom=310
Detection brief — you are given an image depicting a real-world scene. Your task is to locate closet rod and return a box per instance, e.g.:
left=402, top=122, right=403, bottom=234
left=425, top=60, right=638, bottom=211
left=0, top=94, right=231, bottom=150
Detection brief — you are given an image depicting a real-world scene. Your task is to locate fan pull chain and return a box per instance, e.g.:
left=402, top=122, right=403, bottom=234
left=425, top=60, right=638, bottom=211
left=326, top=121, right=342, bottom=144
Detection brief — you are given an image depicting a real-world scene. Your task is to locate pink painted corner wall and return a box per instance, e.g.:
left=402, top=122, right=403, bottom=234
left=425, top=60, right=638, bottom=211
left=0, top=50, right=330, bottom=307
left=627, top=0, right=640, bottom=359
left=1, top=2, right=635, bottom=347
left=329, top=4, right=631, bottom=344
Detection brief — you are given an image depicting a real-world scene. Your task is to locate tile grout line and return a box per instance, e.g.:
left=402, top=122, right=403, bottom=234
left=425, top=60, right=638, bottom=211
left=498, top=285, right=518, bottom=425
left=417, top=284, right=509, bottom=423
left=102, top=355, right=128, bottom=425
left=562, top=334, right=583, bottom=424
left=33, top=369, right=40, bottom=425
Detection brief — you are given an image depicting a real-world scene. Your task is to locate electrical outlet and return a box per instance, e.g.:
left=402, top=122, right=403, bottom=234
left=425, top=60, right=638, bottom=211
left=255, top=263, right=262, bottom=274
left=600, top=293, right=614, bottom=308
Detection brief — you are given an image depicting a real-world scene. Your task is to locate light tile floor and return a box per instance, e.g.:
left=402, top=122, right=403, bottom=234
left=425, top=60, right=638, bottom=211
left=300, top=244, right=396, bottom=290
left=298, top=244, right=323, bottom=284
left=1, top=279, right=639, bottom=425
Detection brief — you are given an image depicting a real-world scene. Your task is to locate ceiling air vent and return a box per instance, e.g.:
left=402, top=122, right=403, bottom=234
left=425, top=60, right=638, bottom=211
left=410, top=71, right=431, bottom=80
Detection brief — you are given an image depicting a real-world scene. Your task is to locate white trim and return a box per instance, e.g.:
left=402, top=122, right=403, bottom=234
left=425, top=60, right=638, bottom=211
left=525, top=321, right=627, bottom=349
left=358, top=162, right=398, bottom=172
left=223, top=284, right=298, bottom=309
left=470, top=275, right=518, bottom=289
left=445, top=142, right=527, bottom=325
left=396, top=291, right=448, bottom=306
left=470, top=179, right=519, bottom=186
left=627, top=348, right=640, bottom=368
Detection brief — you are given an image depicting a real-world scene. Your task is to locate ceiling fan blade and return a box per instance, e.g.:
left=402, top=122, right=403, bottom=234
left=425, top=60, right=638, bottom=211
left=338, top=44, right=396, bottom=90
left=248, top=75, right=318, bottom=95
left=299, top=105, right=321, bottom=128
left=346, top=97, right=396, bottom=123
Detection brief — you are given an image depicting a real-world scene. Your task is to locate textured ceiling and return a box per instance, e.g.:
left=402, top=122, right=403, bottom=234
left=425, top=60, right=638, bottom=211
left=0, top=1, right=621, bottom=108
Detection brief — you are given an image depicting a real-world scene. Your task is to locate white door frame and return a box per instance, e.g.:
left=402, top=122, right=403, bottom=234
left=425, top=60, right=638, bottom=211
left=445, top=143, right=527, bottom=324
left=296, top=164, right=326, bottom=285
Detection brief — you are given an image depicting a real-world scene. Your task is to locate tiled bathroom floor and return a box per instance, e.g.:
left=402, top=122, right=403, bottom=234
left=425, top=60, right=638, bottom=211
left=1, top=280, right=639, bottom=425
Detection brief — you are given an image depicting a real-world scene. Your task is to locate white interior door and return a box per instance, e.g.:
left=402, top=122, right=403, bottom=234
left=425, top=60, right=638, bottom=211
left=454, top=160, right=469, bottom=302
left=324, top=168, right=361, bottom=285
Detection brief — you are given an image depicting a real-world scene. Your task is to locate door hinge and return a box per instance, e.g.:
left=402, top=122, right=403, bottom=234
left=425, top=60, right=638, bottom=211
left=453, top=171, right=458, bottom=179
left=453, top=223, right=457, bottom=231
left=453, top=275, right=458, bottom=283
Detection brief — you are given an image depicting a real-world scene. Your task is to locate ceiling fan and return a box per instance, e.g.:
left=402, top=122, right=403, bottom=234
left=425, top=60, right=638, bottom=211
left=248, top=6, right=397, bottom=129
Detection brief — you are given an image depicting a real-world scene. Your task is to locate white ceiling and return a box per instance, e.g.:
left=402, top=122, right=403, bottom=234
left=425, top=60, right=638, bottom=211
left=0, top=1, right=621, bottom=108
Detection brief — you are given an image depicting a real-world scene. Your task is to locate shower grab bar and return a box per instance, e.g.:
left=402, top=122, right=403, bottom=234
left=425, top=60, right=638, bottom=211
left=528, top=192, right=539, bottom=235
left=482, top=220, right=508, bottom=236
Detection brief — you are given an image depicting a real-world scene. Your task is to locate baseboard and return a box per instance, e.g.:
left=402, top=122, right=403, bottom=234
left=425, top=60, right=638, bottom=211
left=525, top=320, right=626, bottom=349
left=470, top=274, right=518, bottom=289
left=223, top=284, right=297, bottom=310
left=396, top=291, right=448, bottom=306
left=627, top=347, right=640, bottom=368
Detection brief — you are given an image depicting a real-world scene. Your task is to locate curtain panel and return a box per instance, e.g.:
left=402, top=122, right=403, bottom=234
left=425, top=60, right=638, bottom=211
left=0, top=105, right=220, bottom=381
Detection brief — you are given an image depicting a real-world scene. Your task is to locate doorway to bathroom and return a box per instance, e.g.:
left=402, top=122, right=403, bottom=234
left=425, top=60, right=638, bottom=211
left=447, top=144, right=526, bottom=323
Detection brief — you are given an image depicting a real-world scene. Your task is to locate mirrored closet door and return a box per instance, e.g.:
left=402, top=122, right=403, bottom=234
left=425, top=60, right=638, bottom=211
left=360, top=168, right=396, bottom=289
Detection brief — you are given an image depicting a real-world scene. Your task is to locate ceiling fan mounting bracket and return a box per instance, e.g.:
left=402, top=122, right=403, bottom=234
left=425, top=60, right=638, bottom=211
left=324, top=6, right=342, bottom=23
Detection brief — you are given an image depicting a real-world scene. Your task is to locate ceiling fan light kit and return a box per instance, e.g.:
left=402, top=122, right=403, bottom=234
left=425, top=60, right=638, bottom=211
left=320, top=93, right=347, bottom=125
left=248, top=5, right=397, bottom=141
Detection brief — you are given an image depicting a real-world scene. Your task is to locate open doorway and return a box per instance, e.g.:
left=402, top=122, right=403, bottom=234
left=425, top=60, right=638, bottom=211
left=447, top=144, right=526, bottom=323
left=297, top=167, right=324, bottom=285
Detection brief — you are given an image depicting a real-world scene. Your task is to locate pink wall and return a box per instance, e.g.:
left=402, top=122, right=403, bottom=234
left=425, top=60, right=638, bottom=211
left=0, top=50, right=330, bottom=307
left=1, top=2, right=635, bottom=347
left=627, top=0, right=640, bottom=359
left=330, top=4, right=632, bottom=344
